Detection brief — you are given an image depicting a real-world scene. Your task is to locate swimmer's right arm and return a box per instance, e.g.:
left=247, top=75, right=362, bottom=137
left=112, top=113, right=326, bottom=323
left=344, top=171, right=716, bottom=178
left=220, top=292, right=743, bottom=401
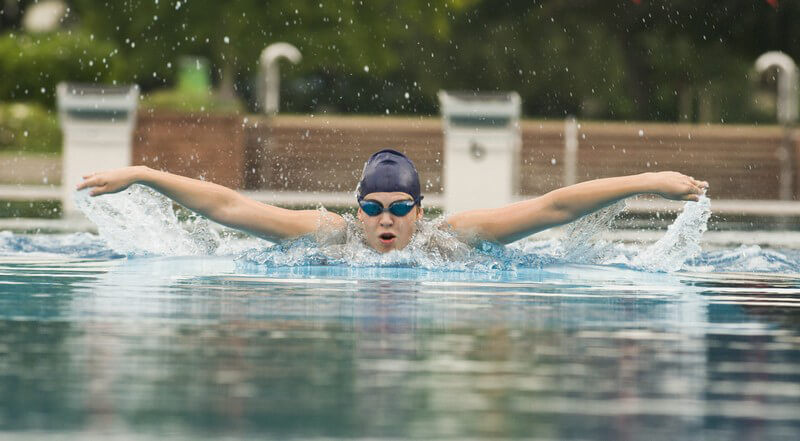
left=76, top=166, right=346, bottom=241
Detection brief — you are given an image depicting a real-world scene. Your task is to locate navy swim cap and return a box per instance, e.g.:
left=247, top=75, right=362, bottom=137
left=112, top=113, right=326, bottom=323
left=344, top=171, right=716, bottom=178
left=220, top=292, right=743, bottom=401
left=356, top=149, right=423, bottom=203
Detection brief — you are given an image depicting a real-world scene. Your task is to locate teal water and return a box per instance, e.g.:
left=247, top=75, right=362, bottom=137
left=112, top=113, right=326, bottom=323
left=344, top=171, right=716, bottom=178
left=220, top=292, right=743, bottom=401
left=1, top=250, right=799, bottom=440
left=1, top=189, right=799, bottom=439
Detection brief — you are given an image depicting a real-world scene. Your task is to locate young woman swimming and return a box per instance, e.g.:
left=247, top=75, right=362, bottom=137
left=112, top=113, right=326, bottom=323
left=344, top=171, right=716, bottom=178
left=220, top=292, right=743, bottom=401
left=77, top=149, right=708, bottom=253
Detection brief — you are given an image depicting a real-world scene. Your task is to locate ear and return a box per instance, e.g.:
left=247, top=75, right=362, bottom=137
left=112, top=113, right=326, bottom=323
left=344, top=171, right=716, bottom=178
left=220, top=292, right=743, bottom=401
left=416, top=205, right=424, bottom=220
left=357, top=207, right=366, bottom=223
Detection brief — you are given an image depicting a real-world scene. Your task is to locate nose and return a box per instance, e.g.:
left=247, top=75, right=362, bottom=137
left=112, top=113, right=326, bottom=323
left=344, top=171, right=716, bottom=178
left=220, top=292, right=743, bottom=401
left=378, top=211, right=394, bottom=227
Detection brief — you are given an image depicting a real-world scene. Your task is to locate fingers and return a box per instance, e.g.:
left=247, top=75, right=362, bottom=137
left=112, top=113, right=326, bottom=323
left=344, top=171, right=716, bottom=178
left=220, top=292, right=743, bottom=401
left=76, top=176, right=101, bottom=191
left=679, top=191, right=700, bottom=202
left=683, top=182, right=704, bottom=202
left=658, top=172, right=708, bottom=202
left=687, top=175, right=709, bottom=189
left=88, top=184, right=113, bottom=197
left=683, top=174, right=708, bottom=197
left=76, top=175, right=109, bottom=195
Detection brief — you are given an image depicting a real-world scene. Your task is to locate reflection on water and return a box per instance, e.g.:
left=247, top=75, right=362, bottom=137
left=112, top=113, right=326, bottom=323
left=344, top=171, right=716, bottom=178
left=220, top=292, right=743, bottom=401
left=0, top=256, right=799, bottom=440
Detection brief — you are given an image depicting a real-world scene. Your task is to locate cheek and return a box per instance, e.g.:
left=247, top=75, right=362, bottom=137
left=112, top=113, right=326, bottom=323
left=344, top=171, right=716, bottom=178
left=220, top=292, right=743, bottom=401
left=402, top=219, right=417, bottom=234
left=358, top=211, right=373, bottom=227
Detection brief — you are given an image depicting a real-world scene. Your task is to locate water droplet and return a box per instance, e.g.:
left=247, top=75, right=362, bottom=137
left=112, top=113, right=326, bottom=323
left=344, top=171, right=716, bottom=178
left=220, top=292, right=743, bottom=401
left=638, top=129, right=644, bottom=137
left=363, top=65, right=369, bottom=73
left=224, top=36, right=230, bottom=44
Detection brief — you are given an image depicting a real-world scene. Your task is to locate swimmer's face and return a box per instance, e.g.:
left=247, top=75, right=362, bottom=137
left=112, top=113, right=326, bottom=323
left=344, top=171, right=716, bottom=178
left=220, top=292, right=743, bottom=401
left=357, top=192, right=423, bottom=253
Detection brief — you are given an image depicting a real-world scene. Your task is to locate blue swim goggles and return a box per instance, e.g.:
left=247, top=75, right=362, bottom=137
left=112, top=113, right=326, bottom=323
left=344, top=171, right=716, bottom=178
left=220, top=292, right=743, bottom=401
left=359, top=199, right=416, bottom=217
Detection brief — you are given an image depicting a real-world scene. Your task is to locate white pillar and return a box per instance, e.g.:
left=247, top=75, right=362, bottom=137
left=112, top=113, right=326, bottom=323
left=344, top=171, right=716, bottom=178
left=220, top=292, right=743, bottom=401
left=563, top=116, right=579, bottom=186
left=57, top=83, right=139, bottom=217
left=755, top=52, right=799, bottom=201
left=438, top=91, right=521, bottom=213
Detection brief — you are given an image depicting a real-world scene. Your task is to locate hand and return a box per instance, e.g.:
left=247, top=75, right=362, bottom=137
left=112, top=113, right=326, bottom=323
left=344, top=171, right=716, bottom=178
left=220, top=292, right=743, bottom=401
left=76, top=166, right=148, bottom=196
left=649, top=171, right=709, bottom=202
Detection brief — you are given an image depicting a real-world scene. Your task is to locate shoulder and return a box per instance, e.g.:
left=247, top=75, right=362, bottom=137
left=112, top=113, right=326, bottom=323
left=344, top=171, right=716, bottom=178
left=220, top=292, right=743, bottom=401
left=322, top=211, right=347, bottom=232
left=311, top=210, right=349, bottom=245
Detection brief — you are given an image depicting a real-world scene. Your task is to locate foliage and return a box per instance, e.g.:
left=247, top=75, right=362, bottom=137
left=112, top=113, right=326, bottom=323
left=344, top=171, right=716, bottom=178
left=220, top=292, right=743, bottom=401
left=0, top=200, right=61, bottom=219
left=4, top=0, right=798, bottom=122
left=0, top=102, right=61, bottom=153
left=0, top=30, right=121, bottom=107
left=141, top=89, right=243, bottom=114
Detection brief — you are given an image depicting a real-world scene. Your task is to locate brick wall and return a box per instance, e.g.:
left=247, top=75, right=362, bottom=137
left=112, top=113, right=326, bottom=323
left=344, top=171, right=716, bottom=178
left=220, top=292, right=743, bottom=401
left=247, top=116, right=794, bottom=200
left=133, top=112, right=797, bottom=201
left=132, top=112, right=246, bottom=188
left=244, top=116, right=443, bottom=193
left=519, top=122, right=789, bottom=200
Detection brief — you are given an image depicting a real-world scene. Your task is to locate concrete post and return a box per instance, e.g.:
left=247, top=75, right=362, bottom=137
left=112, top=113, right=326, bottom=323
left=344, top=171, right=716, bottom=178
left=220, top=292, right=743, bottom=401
left=57, top=83, right=139, bottom=217
left=438, top=91, right=521, bottom=213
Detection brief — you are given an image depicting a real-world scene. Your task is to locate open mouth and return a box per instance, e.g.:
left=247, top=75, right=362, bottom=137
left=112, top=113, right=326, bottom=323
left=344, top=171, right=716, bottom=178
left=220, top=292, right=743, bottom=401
left=378, top=232, right=396, bottom=243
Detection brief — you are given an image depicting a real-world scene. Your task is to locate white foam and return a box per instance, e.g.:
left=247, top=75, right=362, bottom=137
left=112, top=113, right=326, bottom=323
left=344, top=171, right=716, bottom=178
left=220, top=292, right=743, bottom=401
left=74, top=185, right=263, bottom=257
left=558, top=199, right=627, bottom=263
left=632, top=195, right=711, bottom=272
left=73, top=186, right=715, bottom=272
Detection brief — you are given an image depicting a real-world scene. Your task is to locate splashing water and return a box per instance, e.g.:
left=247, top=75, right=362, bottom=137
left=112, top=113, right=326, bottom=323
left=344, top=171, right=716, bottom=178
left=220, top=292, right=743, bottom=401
left=631, top=195, right=711, bottom=272
left=71, top=185, right=717, bottom=272
left=687, top=244, right=800, bottom=273
left=239, top=213, right=558, bottom=271
left=557, top=199, right=627, bottom=263
left=74, top=185, right=261, bottom=257
left=0, top=230, right=119, bottom=258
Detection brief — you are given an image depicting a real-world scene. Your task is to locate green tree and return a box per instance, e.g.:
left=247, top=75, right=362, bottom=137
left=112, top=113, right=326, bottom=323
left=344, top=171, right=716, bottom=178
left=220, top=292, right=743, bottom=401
left=5, top=0, right=799, bottom=121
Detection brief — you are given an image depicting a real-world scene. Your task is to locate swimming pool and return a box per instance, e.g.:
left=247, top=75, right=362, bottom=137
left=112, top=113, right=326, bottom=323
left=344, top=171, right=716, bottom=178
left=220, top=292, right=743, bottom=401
left=1, top=189, right=799, bottom=440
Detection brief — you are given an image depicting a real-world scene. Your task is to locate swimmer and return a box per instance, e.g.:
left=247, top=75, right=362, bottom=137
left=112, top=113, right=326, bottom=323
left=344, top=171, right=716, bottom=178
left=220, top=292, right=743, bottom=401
left=77, top=148, right=708, bottom=253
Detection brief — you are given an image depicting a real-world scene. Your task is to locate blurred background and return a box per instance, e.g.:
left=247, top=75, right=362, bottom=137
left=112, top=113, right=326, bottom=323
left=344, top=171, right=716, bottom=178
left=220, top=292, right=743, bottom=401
left=1, top=0, right=799, bottom=227
left=2, top=0, right=797, bottom=122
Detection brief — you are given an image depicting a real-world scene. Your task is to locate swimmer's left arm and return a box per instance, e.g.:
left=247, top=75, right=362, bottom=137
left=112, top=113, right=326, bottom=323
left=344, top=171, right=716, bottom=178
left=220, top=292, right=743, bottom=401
left=445, top=171, right=708, bottom=244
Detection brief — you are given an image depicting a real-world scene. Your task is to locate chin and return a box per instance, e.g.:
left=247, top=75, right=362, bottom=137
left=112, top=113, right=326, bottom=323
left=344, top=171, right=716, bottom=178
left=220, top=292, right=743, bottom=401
left=376, top=243, right=397, bottom=253
left=373, top=240, right=406, bottom=253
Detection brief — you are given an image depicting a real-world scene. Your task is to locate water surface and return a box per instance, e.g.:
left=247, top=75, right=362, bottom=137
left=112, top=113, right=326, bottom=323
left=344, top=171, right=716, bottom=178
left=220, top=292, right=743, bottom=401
left=1, top=252, right=799, bottom=440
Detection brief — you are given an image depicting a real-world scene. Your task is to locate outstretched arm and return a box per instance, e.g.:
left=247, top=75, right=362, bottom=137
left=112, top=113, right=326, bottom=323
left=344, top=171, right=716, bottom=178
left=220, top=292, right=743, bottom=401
left=76, top=166, right=345, bottom=241
left=445, top=171, right=708, bottom=244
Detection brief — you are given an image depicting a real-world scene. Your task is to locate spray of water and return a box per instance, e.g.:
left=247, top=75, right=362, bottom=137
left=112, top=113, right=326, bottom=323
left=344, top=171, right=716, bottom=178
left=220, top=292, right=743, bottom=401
left=72, top=185, right=714, bottom=272
left=239, top=213, right=541, bottom=271
left=558, top=199, right=627, bottom=263
left=631, top=194, right=711, bottom=272
left=74, top=185, right=257, bottom=257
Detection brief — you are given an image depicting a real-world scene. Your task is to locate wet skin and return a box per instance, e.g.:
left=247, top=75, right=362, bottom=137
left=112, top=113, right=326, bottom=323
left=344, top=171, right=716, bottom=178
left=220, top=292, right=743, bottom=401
left=357, top=192, right=423, bottom=253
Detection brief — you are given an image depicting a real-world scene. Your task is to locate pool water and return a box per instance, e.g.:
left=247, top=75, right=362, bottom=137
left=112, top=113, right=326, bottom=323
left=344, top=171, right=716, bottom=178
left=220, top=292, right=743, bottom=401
left=1, top=189, right=799, bottom=439
left=1, top=241, right=800, bottom=440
